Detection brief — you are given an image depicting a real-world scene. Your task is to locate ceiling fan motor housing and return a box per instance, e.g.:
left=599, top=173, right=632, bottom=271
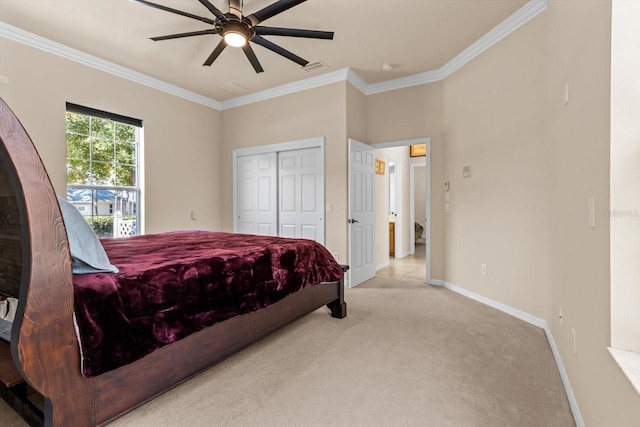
left=216, top=16, right=256, bottom=42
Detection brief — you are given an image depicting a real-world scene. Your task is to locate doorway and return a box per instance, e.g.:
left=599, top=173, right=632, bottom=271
left=348, top=137, right=431, bottom=287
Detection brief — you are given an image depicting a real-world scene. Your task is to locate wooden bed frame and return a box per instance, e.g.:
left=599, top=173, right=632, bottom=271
left=0, top=98, right=347, bottom=426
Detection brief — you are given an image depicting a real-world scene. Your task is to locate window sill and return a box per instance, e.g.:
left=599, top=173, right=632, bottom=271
left=609, top=347, right=640, bottom=395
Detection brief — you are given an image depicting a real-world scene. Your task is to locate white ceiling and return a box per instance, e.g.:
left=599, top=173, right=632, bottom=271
left=0, top=0, right=529, bottom=102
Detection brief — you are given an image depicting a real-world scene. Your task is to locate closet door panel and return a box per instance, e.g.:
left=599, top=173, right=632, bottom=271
left=235, top=153, right=277, bottom=236
left=278, top=147, right=324, bottom=244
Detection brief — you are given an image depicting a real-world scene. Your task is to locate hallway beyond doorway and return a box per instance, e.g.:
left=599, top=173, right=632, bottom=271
left=359, top=239, right=426, bottom=288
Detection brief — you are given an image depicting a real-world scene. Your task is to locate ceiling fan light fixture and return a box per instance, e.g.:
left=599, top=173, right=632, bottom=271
left=224, top=30, right=247, bottom=47
left=136, top=0, right=334, bottom=73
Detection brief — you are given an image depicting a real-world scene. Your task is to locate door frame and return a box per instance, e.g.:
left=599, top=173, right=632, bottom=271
left=409, top=162, right=428, bottom=253
left=232, top=137, right=325, bottom=241
left=371, top=137, right=431, bottom=284
left=388, top=156, right=405, bottom=259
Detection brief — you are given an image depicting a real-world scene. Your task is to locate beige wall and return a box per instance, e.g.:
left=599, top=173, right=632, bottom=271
left=0, top=38, right=222, bottom=233
left=374, top=148, right=390, bottom=267
left=440, top=0, right=551, bottom=320
left=220, top=82, right=348, bottom=263
left=346, top=81, right=367, bottom=143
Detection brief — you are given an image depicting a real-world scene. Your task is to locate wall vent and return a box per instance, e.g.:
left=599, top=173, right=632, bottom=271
left=302, top=60, right=327, bottom=73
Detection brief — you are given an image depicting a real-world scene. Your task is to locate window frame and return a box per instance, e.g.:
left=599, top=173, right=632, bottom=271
left=65, top=103, right=143, bottom=238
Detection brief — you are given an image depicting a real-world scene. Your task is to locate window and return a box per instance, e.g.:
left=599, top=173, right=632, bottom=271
left=65, top=103, right=142, bottom=238
left=610, top=0, right=640, bottom=394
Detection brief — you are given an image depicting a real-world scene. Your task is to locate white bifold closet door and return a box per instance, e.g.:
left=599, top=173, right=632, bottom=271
left=236, top=152, right=278, bottom=236
left=278, top=147, right=323, bottom=243
left=235, top=146, right=324, bottom=245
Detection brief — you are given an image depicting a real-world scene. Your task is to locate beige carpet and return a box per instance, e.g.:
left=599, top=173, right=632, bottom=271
left=0, top=286, right=575, bottom=427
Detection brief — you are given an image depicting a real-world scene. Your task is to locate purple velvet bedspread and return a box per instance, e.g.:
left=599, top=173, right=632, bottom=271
left=73, top=231, right=343, bottom=377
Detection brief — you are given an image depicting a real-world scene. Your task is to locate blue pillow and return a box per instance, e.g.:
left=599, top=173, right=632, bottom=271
left=0, top=297, right=16, bottom=342
left=57, top=196, right=119, bottom=274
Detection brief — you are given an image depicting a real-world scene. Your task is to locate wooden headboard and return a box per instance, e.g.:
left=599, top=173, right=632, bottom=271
left=0, top=97, right=92, bottom=424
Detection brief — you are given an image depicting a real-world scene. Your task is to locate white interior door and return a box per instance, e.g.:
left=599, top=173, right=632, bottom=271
left=278, top=147, right=324, bottom=244
left=348, top=139, right=376, bottom=287
left=235, top=152, right=277, bottom=235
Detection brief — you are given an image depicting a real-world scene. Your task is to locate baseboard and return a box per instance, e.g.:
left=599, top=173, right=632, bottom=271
left=429, top=279, right=583, bottom=427
left=376, top=261, right=389, bottom=271
left=543, top=324, right=585, bottom=427
left=431, top=280, right=544, bottom=327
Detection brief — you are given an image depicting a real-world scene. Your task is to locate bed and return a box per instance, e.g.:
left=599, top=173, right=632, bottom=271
left=0, top=97, right=347, bottom=426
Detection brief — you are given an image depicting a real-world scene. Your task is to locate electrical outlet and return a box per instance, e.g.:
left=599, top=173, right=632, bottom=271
left=332, top=252, right=339, bottom=262
left=481, top=264, right=487, bottom=275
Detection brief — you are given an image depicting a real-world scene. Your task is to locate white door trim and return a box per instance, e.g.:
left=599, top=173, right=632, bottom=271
left=232, top=137, right=325, bottom=240
left=389, top=156, right=405, bottom=259
left=409, top=164, right=418, bottom=254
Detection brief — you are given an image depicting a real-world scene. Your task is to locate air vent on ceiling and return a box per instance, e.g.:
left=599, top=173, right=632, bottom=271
left=302, top=60, right=328, bottom=73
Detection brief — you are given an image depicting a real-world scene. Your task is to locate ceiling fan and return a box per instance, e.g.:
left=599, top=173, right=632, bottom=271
left=132, top=0, right=334, bottom=73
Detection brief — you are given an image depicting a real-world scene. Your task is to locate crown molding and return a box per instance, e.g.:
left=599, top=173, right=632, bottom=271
left=219, top=68, right=350, bottom=110
left=366, top=69, right=446, bottom=95
left=438, top=0, right=548, bottom=78
left=0, top=0, right=547, bottom=109
left=0, top=22, right=222, bottom=111
left=345, top=69, right=368, bottom=94
left=366, top=0, right=548, bottom=95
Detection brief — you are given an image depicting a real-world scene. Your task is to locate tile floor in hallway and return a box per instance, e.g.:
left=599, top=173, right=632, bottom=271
left=358, top=239, right=427, bottom=288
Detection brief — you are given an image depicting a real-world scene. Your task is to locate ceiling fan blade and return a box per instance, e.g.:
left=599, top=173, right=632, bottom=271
left=151, top=29, right=218, bottom=41
left=203, top=40, right=228, bottom=66
left=197, top=0, right=226, bottom=20
left=242, top=44, right=264, bottom=73
left=131, top=0, right=216, bottom=25
left=255, top=26, right=333, bottom=40
left=229, top=0, right=243, bottom=18
left=247, top=0, right=306, bottom=26
left=252, top=35, right=308, bottom=67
